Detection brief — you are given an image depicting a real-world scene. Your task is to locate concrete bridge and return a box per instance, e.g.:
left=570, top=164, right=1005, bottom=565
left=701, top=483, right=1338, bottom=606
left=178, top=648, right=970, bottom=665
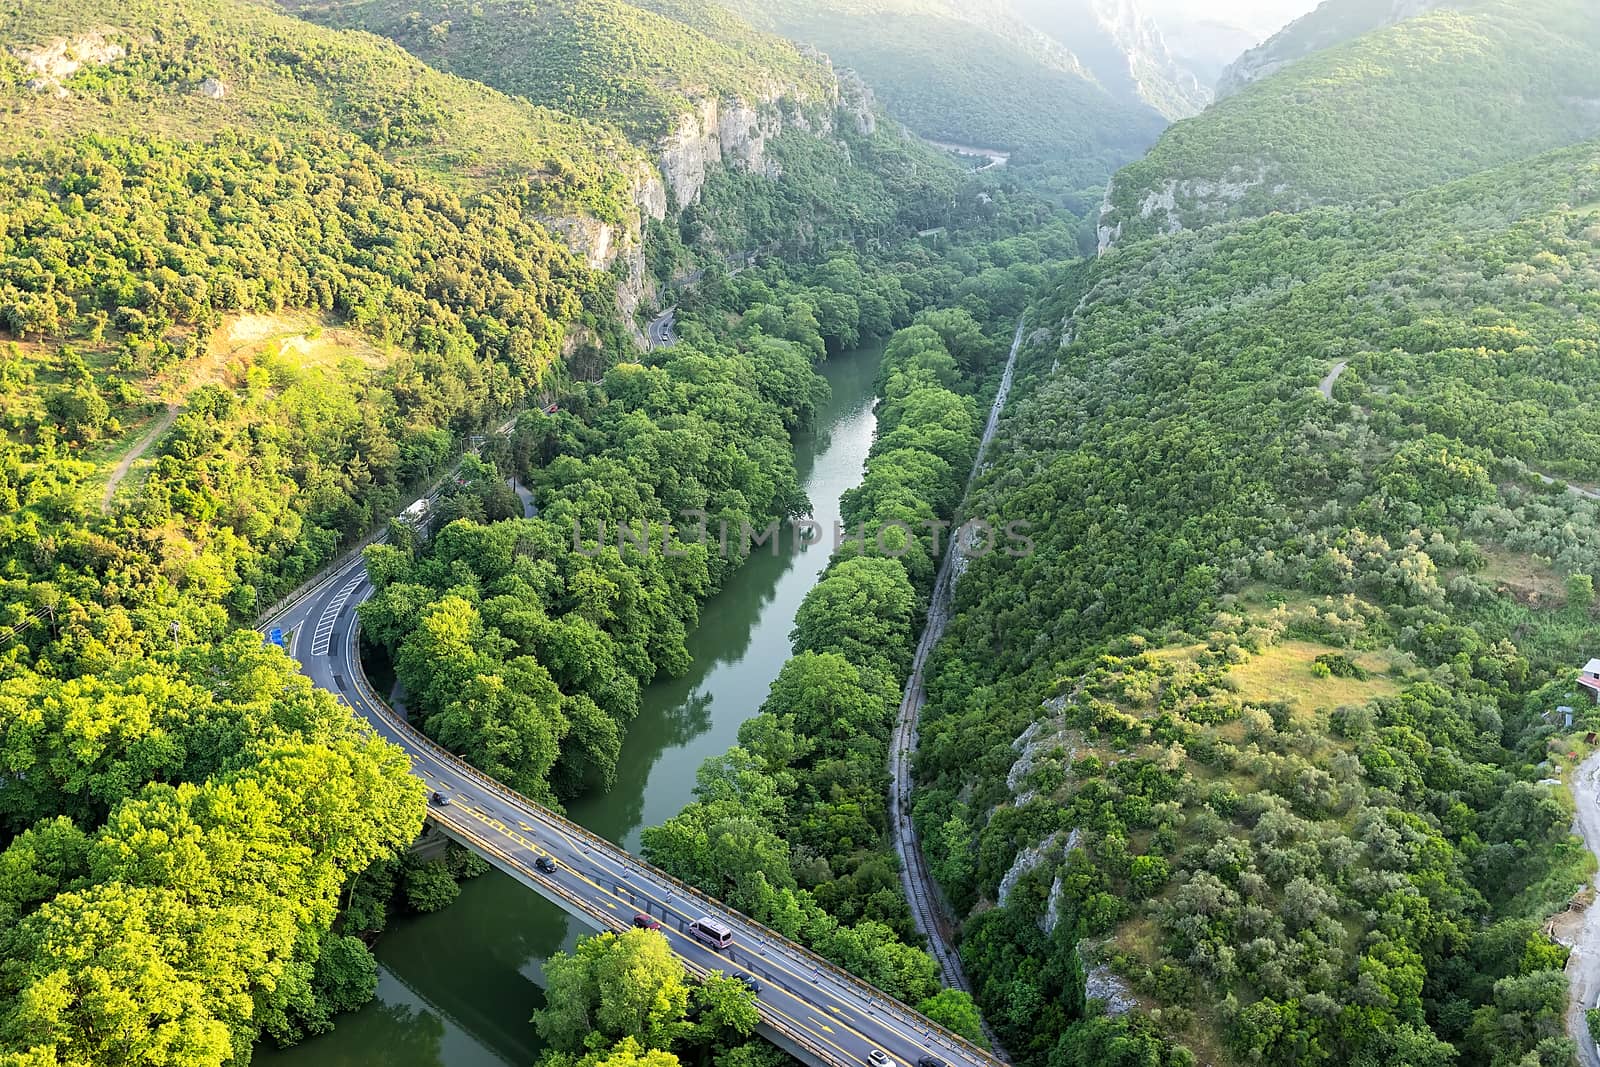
left=266, top=552, right=1004, bottom=1067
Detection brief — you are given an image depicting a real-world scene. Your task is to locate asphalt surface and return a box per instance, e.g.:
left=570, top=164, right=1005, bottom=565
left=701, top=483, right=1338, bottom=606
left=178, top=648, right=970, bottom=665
left=1567, top=750, right=1600, bottom=1067
left=1319, top=360, right=1348, bottom=400
left=647, top=308, right=677, bottom=350
left=265, top=547, right=1001, bottom=1067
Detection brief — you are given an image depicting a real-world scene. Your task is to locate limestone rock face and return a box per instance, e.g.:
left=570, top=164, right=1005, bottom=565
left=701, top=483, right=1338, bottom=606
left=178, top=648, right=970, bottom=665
left=656, top=90, right=834, bottom=209
left=11, top=30, right=125, bottom=98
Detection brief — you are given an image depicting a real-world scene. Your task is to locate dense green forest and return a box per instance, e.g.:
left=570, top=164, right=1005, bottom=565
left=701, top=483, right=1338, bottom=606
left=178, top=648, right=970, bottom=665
left=718, top=0, right=1166, bottom=191
left=10, top=0, right=1600, bottom=1065
left=282, top=0, right=838, bottom=144
left=916, top=136, right=1600, bottom=1065
left=1103, top=0, right=1600, bottom=244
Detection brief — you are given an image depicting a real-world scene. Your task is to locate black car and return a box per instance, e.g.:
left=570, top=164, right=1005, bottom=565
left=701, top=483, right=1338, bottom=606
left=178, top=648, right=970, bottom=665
left=534, top=855, right=557, bottom=873
left=917, top=1057, right=945, bottom=1067
left=430, top=791, right=450, bottom=806
left=738, top=975, right=760, bottom=994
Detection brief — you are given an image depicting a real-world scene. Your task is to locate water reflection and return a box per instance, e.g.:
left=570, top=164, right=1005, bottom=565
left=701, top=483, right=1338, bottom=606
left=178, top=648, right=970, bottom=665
left=262, top=345, right=881, bottom=1067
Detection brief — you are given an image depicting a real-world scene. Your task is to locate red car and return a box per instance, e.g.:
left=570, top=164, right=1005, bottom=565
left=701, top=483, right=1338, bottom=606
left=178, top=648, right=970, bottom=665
left=632, top=913, right=662, bottom=931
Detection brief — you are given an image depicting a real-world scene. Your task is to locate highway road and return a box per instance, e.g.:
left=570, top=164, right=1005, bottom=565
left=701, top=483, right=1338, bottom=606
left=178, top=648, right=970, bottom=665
left=264, top=543, right=1003, bottom=1067
left=647, top=308, right=677, bottom=350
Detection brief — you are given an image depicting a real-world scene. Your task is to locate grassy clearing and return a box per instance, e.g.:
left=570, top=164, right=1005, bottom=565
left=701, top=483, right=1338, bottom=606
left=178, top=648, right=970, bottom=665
left=1225, top=640, right=1404, bottom=712
left=1477, top=546, right=1569, bottom=608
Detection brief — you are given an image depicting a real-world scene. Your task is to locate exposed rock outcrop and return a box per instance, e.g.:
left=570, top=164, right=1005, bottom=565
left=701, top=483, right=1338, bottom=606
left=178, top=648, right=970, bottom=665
left=657, top=92, right=831, bottom=209
left=11, top=30, right=125, bottom=98
left=199, top=76, right=227, bottom=99
left=1081, top=953, right=1139, bottom=1015
left=1100, top=162, right=1274, bottom=252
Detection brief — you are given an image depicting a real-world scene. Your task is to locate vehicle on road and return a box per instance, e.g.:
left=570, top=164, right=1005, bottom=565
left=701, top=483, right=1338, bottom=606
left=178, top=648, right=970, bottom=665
left=917, top=1057, right=945, bottom=1067
left=534, top=855, right=557, bottom=874
left=689, top=916, right=733, bottom=950
left=868, top=1049, right=891, bottom=1067
left=738, top=975, right=760, bottom=994
left=632, top=913, right=662, bottom=931
left=430, top=791, right=450, bottom=806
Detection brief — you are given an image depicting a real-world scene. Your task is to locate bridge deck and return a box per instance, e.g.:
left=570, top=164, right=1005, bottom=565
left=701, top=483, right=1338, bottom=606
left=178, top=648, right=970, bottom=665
left=269, top=560, right=1004, bottom=1067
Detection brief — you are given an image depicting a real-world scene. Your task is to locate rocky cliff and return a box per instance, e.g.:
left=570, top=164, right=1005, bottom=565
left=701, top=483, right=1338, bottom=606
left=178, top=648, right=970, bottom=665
left=656, top=88, right=836, bottom=209
left=1003, top=0, right=1211, bottom=120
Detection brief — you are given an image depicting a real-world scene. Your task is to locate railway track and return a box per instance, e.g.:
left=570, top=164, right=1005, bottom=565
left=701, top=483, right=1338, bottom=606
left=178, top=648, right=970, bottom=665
left=887, top=320, right=1025, bottom=1061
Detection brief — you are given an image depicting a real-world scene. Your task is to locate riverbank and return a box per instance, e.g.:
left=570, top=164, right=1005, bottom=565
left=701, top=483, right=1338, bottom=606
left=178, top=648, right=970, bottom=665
left=257, top=343, right=883, bottom=1067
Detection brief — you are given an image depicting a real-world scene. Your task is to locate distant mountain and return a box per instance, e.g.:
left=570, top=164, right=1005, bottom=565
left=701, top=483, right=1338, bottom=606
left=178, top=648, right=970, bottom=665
left=1139, top=0, right=1320, bottom=84
left=1216, top=0, right=1454, bottom=98
left=716, top=0, right=1169, bottom=180
left=1006, top=0, right=1212, bottom=121
left=1146, top=14, right=1261, bottom=86
left=1099, top=0, right=1600, bottom=248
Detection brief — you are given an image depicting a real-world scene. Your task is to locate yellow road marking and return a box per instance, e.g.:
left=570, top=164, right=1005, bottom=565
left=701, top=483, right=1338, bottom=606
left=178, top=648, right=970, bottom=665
left=438, top=815, right=855, bottom=1063
left=445, top=801, right=916, bottom=1064
left=333, top=624, right=929, bottom=1067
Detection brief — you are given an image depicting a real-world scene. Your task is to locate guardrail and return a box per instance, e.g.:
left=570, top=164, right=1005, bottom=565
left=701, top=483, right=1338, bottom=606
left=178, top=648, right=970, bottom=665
left=342, top=612, right=1002, bottom=1067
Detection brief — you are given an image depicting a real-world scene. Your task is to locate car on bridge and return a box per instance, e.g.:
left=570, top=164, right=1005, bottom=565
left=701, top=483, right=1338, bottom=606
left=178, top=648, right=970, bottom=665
left=534, top=855, right=557, bottom=874
left=688, top=916, right=733, bottom=950
left=632, top=913, right=662, bottom=931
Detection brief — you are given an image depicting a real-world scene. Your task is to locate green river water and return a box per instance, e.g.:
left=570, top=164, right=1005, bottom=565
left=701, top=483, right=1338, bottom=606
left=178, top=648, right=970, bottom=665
left=259, top=342, right=882, bottom=1067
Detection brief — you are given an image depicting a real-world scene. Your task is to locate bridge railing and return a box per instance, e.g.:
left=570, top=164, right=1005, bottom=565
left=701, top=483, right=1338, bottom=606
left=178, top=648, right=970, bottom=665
left=346, top=621, right=1003, bottom=1067
left=432, top=812, right=848, bottom=1067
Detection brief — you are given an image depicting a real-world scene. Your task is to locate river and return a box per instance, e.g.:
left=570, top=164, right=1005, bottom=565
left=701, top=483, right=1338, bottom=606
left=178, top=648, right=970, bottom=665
left=258, top=342, right=882, bottom=1067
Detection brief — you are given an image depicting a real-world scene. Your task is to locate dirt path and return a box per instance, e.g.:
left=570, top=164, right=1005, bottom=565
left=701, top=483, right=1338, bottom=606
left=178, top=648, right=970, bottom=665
left=888, top=320, right=1024, bottom=1061
left=1567, top=750, right=1600, bottom=1067
left=1536, top=472, right=1600, bottom=502
left=1319, top=360, right=1349, bottom=400
left=100, top=403, right=178, bottom=512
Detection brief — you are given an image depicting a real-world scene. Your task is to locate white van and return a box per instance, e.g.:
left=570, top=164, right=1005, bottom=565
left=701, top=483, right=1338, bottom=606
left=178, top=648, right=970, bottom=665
left=689, top=917, right=733, bottom=950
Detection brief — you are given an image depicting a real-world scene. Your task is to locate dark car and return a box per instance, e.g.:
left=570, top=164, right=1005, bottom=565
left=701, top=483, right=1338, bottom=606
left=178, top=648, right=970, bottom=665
left=534, top=855, right=557, bottom=873
left=430, top=791, right=450, bottom=806
left=917, top=1057, right=945, bottom=1067
left=632, top=913, right=662, bottom=931
left=738, top=975, right=760, bottom=994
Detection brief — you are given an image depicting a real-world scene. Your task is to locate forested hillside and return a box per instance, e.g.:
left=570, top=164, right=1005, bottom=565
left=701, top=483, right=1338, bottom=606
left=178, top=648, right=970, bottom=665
left=1101, top=0, right=1600, bottom=246
left=918, top=136, right=1600, bottom=1065
left=715, top=0, right=1168, bottom=189
left=281, top=0, right=837, bottom=144
left=1215, top=0, right=1450, bottom=98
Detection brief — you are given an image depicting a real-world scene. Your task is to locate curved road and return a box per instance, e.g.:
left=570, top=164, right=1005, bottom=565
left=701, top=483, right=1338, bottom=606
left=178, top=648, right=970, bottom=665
left=265, top=542, right=1000, bottom=1067
left=1318, top=360, right=1348, bottom=401
left=1570, top=750, right=1600, bottom=1067
left=648, top=308, right=677, bottom=350
left=888, top=322, right=1024, bottom=1060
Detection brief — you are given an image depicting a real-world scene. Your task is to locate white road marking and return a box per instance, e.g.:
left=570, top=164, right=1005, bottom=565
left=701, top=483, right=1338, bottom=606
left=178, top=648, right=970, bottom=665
left=309, top=575, right=365, bottom=657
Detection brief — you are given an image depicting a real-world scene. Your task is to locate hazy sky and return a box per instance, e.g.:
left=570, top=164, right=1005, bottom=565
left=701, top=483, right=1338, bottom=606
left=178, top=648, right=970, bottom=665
left=1142, top=0, right=1322, bottom=39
